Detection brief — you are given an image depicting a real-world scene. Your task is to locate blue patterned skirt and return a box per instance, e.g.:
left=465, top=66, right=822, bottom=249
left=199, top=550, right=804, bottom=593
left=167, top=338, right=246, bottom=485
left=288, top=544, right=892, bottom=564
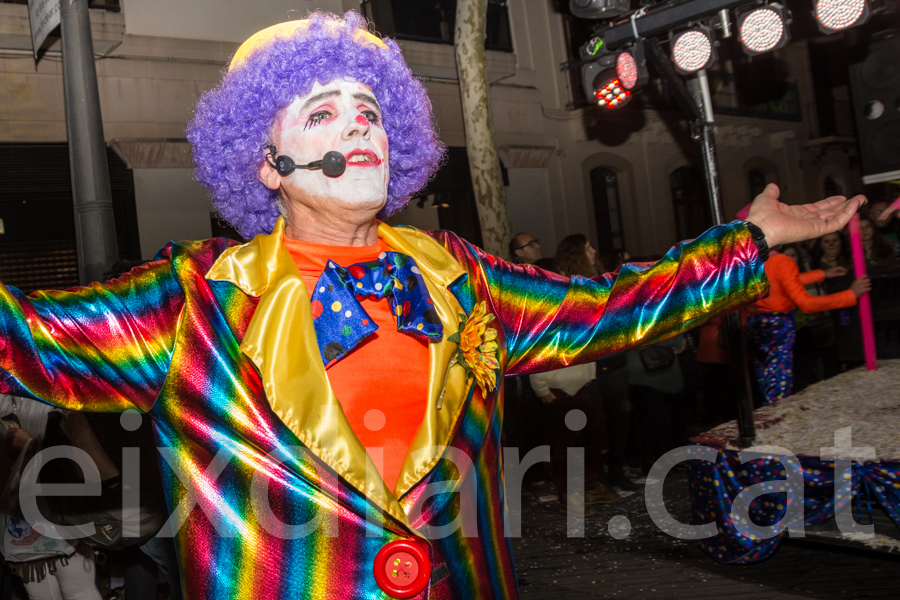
left=746, top=311, right=795, bottom=406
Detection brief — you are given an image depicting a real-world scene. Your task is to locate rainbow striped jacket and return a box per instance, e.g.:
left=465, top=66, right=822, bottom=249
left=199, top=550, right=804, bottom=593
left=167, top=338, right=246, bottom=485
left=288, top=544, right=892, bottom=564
left=0, top=218, right=766, bottom=599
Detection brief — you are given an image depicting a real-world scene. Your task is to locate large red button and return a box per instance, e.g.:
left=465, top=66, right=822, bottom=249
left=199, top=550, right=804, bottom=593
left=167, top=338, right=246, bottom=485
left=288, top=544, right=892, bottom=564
left=373, top=540, right=431, bottom=599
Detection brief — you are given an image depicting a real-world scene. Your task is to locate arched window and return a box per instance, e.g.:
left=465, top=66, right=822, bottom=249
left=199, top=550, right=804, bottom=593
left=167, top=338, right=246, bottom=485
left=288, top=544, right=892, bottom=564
left=670, top=167, right=711, bottom=240
left=748, top=168, right=768, bottom=201
left=590, top=167, right=625, bottom=253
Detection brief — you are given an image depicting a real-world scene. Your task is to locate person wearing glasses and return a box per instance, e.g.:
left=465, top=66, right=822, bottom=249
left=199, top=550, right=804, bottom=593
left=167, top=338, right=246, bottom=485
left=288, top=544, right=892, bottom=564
left=509, top=233, right=543, bottom=264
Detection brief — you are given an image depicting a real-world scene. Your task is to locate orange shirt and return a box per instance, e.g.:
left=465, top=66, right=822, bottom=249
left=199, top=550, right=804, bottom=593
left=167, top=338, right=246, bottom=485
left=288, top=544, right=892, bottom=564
left=696, top=309, right=752, bottom=364
left=283, top=237, right=430, bottom=492
left=696, top=317, right=727, bottom=364
left=754, top=252, right=857, bottom=314
left=797, top=270, right=824, bottom=287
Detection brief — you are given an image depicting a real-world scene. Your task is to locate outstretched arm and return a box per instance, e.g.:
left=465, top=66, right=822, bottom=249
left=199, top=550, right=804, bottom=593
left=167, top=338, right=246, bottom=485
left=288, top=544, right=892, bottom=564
left=439, top=185, right=865, bottom=376
left=0, top=260, right=184, bottom=413
left=443, top=222, right=768, bottom=376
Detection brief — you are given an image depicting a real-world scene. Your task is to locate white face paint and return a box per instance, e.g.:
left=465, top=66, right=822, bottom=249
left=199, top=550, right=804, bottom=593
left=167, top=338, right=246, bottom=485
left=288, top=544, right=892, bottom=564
left=270, top=78, right=389, bottom=217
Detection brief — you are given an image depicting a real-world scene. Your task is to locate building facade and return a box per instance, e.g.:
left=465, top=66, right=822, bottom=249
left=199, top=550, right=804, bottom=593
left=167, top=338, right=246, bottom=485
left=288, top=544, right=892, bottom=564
left=0, top=0, right=868, bottom=287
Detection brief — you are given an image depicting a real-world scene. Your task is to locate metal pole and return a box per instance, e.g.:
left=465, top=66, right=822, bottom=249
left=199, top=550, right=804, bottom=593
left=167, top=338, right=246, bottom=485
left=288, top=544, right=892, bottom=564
left=696, top=69, right=715, bottom=122
left=692, top=71, right=757, bottom=447
left=60, top=0, right=118, bottom=285
left=691, top=70, right=724, bottom=225
left=645, top=41, right=757, bottom=444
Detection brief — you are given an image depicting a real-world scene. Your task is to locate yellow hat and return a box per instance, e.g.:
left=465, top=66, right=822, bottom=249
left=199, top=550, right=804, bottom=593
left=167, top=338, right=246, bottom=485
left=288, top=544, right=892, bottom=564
left=229, top=19, right=388, bottom=73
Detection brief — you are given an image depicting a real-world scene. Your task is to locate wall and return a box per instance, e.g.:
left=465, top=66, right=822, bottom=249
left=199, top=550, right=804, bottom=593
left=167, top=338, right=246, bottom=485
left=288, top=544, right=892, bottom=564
left=123, top=0, right=342, bottom=43
left=384, top=201, right=441, bottom=232
left=133, top=168, right=212, bottom=258
left=505, top=168, right=555, bottom=253
left=0, top=0, right=824, bottom=260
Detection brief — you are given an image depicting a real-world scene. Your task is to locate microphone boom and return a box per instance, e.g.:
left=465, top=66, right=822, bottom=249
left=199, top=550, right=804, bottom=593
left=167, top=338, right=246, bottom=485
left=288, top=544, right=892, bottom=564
left=267, top=146, right=347, bottom=177
left=321, top=151, right=346, bottom=177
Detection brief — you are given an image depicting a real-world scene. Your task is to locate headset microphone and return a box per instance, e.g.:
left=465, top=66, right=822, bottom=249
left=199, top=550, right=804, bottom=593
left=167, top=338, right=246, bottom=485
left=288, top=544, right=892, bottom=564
left=266, top=146, right=347, bottom=177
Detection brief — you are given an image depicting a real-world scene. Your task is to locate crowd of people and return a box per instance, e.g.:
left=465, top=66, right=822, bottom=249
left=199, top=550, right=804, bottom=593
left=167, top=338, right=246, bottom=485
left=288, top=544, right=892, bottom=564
left=506, top=199, right=900, bottom=514
left=0, top=398, right=180, bottom=600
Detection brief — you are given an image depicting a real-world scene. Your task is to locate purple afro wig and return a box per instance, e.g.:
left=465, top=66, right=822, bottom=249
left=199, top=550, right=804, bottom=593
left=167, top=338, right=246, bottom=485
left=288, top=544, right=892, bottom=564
left=187, top=11, right=445, bottom=240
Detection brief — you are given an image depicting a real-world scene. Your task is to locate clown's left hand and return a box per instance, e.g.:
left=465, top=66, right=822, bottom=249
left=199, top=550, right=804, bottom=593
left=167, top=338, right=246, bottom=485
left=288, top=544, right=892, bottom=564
left=746, top=184, right=866, bottom=247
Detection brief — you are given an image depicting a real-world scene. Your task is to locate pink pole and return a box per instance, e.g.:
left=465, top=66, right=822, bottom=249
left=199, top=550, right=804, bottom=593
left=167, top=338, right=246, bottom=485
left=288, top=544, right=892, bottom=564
left=889, top=195, right=900, bottom=213
left=876, top=195, right=900, bottom=224
left=848, top=214, right=877, bottom=371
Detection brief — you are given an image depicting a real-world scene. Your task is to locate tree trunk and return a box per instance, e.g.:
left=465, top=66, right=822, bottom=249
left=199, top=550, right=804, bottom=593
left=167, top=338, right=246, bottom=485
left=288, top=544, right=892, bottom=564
left=454, top=0, right=510, bottom=257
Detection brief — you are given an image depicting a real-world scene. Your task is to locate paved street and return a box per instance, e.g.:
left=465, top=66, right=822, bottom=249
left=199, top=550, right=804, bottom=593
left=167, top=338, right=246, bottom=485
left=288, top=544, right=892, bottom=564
left=511, top=470, right=900, bottom=599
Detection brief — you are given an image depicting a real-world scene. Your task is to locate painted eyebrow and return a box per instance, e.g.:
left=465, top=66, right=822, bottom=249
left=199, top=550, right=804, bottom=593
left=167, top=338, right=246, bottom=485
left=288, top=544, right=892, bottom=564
left=353, top=92, right=381, bottom=111
left=299, top=90, right=341, bottom=114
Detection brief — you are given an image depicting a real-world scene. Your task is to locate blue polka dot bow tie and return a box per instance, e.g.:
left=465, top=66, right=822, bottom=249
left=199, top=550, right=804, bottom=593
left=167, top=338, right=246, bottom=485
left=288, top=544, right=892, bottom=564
left=310, top=251, right=443, bottom=366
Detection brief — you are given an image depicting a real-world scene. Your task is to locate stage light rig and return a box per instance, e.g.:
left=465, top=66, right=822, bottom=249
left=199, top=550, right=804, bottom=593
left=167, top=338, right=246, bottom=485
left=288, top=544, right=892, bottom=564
left=736, top=3, right=791, bottom=55
left=670, top=26, right=717, bottom=74
left=814, top=0, right=870, bottom=34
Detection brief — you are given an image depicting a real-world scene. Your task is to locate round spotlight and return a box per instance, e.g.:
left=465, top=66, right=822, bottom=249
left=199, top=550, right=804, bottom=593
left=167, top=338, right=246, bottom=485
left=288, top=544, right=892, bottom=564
left=814, top=0, right=868, bottom=33
left=739, top=8, right=787, bottom=54
left=615, top=42, right=648, bottom=91
left=671, top=29, right=715, bottom=74
left=616, top=52, right=638, bottom=90
left=594, top=73, right=632, bottom=109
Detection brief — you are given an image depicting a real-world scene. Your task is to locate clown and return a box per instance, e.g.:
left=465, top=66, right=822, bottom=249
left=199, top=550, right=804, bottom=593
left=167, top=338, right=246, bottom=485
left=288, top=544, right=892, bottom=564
left=0, top=11, right=865, bottom=600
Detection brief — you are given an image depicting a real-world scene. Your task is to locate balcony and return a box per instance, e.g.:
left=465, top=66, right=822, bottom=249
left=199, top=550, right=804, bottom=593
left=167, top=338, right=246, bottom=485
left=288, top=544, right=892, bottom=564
left=360, top=0, right=513, bottom=52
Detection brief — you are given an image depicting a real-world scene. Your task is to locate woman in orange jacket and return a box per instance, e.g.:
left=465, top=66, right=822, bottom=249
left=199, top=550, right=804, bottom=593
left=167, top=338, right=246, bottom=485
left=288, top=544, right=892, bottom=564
left=747, top=248, right=870, bottom=405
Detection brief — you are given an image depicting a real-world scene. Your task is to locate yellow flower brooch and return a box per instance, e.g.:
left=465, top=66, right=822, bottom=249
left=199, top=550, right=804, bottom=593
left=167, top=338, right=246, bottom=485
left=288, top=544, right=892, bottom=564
left=439, top=301, right=499, bottom=408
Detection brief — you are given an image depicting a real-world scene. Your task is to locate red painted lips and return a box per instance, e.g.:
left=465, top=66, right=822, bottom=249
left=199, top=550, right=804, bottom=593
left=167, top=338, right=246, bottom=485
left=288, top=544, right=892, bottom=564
left=344, top=149, right=382, bottom=167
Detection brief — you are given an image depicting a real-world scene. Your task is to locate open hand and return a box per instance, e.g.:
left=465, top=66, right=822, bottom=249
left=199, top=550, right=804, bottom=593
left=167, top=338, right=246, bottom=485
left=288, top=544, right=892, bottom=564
left=823, top=266, right=848, bottom=278
left=746, top=184, right=866, bottom=248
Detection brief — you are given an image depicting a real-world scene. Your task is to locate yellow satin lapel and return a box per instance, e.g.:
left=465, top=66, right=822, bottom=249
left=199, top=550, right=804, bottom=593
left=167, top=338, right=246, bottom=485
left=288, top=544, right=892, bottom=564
left=205, top=219, right=473, bottom=519
left=207, top=219, right=406, bottom=524
left=375, top=224, right=472, bottom=499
